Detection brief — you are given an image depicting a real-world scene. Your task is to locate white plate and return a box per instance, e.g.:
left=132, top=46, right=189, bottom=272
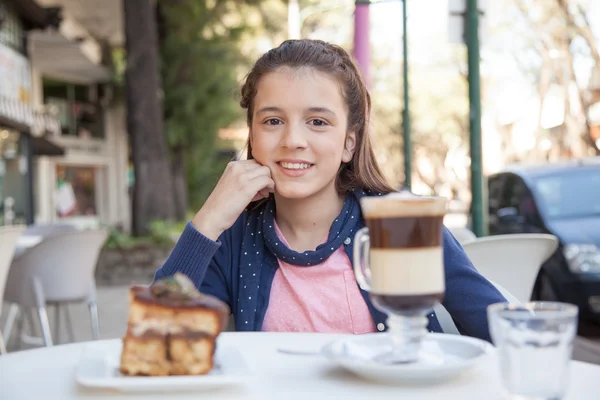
left=322, top=333, right=494, bottom=385
left=75, top=340, right=254, bottom=393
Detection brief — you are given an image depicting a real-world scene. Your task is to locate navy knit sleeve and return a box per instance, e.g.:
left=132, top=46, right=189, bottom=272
left=154, top=221, right=232, bottom=308
left=441, top=227, right=506, bottom=341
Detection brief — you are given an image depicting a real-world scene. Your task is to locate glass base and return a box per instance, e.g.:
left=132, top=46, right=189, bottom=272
left=374, top=313, right=434, bottom=365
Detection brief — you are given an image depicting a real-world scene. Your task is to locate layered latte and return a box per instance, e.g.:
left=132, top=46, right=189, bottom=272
left=360, top=192, right=447, bottom=314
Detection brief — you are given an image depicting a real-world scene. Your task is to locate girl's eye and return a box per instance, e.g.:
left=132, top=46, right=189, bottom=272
left=265, top=118, right=283, bottom=126
left=309, top=119, right=328, bottom=127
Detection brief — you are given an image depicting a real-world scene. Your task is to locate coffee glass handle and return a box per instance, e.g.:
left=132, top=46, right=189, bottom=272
left=353, top=227, right=372, bottom=291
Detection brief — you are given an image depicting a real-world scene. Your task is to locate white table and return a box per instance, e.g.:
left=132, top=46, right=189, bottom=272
left=0, top=332, right=598, bottom=399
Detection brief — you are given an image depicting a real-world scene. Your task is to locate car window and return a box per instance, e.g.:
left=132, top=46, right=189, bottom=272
left=509, top=177, right=526, bottom=209
left=498, top=175, right=516, bottom=210
left=488, top=175, right=505, bottom=214
left=498, top=175, right=523, bottom=210
left=534, top=169, right=600, bottom=219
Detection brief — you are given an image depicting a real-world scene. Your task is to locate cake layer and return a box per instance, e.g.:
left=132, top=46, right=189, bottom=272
left=120, top=334, right=216, bottom=376
left=120, top=336, right=170, bottom=376
left=127, top=296, right=224, bottom=337
left=169, top=335, right=215, bottom=375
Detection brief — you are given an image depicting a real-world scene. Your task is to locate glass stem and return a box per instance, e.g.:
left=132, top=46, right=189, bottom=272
left=386, top=314, right=428, bottom=364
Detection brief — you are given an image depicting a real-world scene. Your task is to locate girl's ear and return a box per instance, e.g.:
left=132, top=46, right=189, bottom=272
left=342, top=131, right=357, bottom=163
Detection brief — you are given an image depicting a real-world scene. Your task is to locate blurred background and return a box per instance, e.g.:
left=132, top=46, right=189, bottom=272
left=1, top=0, right=598, bottom=235
left=1, top=0, right=600, bottom=350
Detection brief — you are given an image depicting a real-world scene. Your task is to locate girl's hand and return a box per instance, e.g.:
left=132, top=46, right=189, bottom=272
left=192, top=160, right=274, bottom=240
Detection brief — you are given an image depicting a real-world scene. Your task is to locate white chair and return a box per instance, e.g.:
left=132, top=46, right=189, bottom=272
left=449, top=227, right=477, bottom=244
left=434, top=279, right=521, bottom=335
left=461, top=234, right=559, bottom=303
left=2, top=229, right=108, bottom=347
left=0, top=225, right=27, bottom=354
left=11, top=223, right=79, bottom=260
left=22, top=223, right=78, bottom=238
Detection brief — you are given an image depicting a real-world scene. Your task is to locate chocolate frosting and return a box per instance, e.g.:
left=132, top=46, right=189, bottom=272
left=133, top=273, right=230, bottom=318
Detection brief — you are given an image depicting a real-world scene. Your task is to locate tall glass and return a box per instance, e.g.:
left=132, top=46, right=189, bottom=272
left=354, top=192, right=447, bottom=364
left=487, top=302, right=578, bottom=400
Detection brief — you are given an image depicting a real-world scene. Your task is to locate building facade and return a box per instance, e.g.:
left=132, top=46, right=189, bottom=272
left=0, top=0, right=63, bottom=226
left=3, top=0, right=131, bottom=230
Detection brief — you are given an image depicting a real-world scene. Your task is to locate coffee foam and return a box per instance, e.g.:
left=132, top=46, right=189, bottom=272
left=361, top=192, right=447, bottom=219
left=369, top=247, right=445, bottom=295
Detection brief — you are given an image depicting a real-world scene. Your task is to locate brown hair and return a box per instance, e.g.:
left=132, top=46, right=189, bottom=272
left=240, top=39, right=395, bottom=195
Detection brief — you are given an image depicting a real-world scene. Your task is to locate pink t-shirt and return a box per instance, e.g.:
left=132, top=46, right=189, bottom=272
left=261, top=223, right=376, bottom=334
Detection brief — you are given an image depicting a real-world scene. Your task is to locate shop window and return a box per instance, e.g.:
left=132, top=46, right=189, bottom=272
left=55, top=165, right=97, bottom=217
left=0, top=128, right=29, bottom=225
left=43, top=79, right=105, bottom=139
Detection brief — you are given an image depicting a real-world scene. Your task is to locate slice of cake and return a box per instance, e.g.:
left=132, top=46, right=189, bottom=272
left=120, top=273, right=229, bottom=376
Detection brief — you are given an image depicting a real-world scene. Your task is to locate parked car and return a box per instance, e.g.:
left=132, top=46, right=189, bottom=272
left=486, top=157, right=600, bottom=324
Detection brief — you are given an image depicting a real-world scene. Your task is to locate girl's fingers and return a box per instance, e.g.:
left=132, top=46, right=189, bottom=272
left=247, top=176, right=275, bottom=200
left=243, top=165, right=272, bottom=181
left=250, top=189, right=270, bottom=203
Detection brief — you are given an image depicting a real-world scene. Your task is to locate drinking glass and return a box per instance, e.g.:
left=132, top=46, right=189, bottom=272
left=487, top=302, right=578, bottom=400
left=353, top=193, right=447, bottom=364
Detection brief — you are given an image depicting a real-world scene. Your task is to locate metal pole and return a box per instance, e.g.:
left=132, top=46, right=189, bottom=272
left=402, top=0, right=411, bottom=190
left=466, top=0, right=484, bottom=237
left=354, top=2, right=371, bottom=88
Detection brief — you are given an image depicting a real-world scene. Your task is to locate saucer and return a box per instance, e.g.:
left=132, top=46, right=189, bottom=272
left=321, top=333, right=494, bottom=385
left=76, top=340, right=254, bottom=393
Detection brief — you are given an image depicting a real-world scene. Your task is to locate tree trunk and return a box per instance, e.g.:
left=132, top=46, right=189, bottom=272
left=123, top=0, right=176, bottom=235
left=172, top=146, right=188, bottom=221
left=157, top=3, right=188, bottom=221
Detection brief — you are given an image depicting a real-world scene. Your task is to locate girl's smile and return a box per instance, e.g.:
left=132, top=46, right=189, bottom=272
left=276, top=159, right=315, bottom=177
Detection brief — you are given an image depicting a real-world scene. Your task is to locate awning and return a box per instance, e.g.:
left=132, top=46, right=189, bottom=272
left=7, top=0, right=61, bottom=29
left=28, top=30, right=111, bottom=84
left=30, top=135, right=65, bottom=156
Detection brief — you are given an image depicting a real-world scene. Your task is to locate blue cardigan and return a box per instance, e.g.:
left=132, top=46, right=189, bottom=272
left=155, top=203, right=506, bottom=342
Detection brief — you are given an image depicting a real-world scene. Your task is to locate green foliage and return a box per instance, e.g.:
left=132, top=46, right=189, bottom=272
left=103, top=226, right=143, bottom=250
left=111, top=47, right=127, bottom=88
left=103, top=219, right=187, bottom=250
left=160, top=0, right=260, bottom=210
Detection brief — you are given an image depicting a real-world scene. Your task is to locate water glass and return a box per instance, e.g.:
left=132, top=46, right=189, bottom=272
left=487, top=302, right=578, bottom=400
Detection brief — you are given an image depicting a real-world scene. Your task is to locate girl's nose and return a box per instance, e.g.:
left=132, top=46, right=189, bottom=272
left=281, top=122, right=308, bottom=149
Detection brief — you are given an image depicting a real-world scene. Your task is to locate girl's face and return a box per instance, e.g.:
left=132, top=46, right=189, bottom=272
left=250, top=67, right=356, bottom=200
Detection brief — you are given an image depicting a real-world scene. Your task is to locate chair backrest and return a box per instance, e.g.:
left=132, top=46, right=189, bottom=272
left=449, top=227, right=477, bottom=244
left=434, top=279, right=521, bottom=335
left=461, top=234, right=558, bottom=303
left=4, top=229, right=109, bottom=306
left=23, top=223, right=78, bottom=238
left=0, top=225, right=27, bottom=311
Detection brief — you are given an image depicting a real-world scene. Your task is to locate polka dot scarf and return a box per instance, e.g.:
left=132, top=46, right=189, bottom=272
left=262, top=190, right=363, bottom=266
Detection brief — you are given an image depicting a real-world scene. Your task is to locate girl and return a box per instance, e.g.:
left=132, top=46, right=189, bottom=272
left=155, top=39, right=505, bottom=341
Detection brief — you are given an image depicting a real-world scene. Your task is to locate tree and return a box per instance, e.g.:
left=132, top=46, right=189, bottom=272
left=159, top=0, right=282, bottom=214
left=124, top=0, right=177, bottom=235
left=160, top=0, right=241, bottom=217
left=511, top=0, right=599, bottom=158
